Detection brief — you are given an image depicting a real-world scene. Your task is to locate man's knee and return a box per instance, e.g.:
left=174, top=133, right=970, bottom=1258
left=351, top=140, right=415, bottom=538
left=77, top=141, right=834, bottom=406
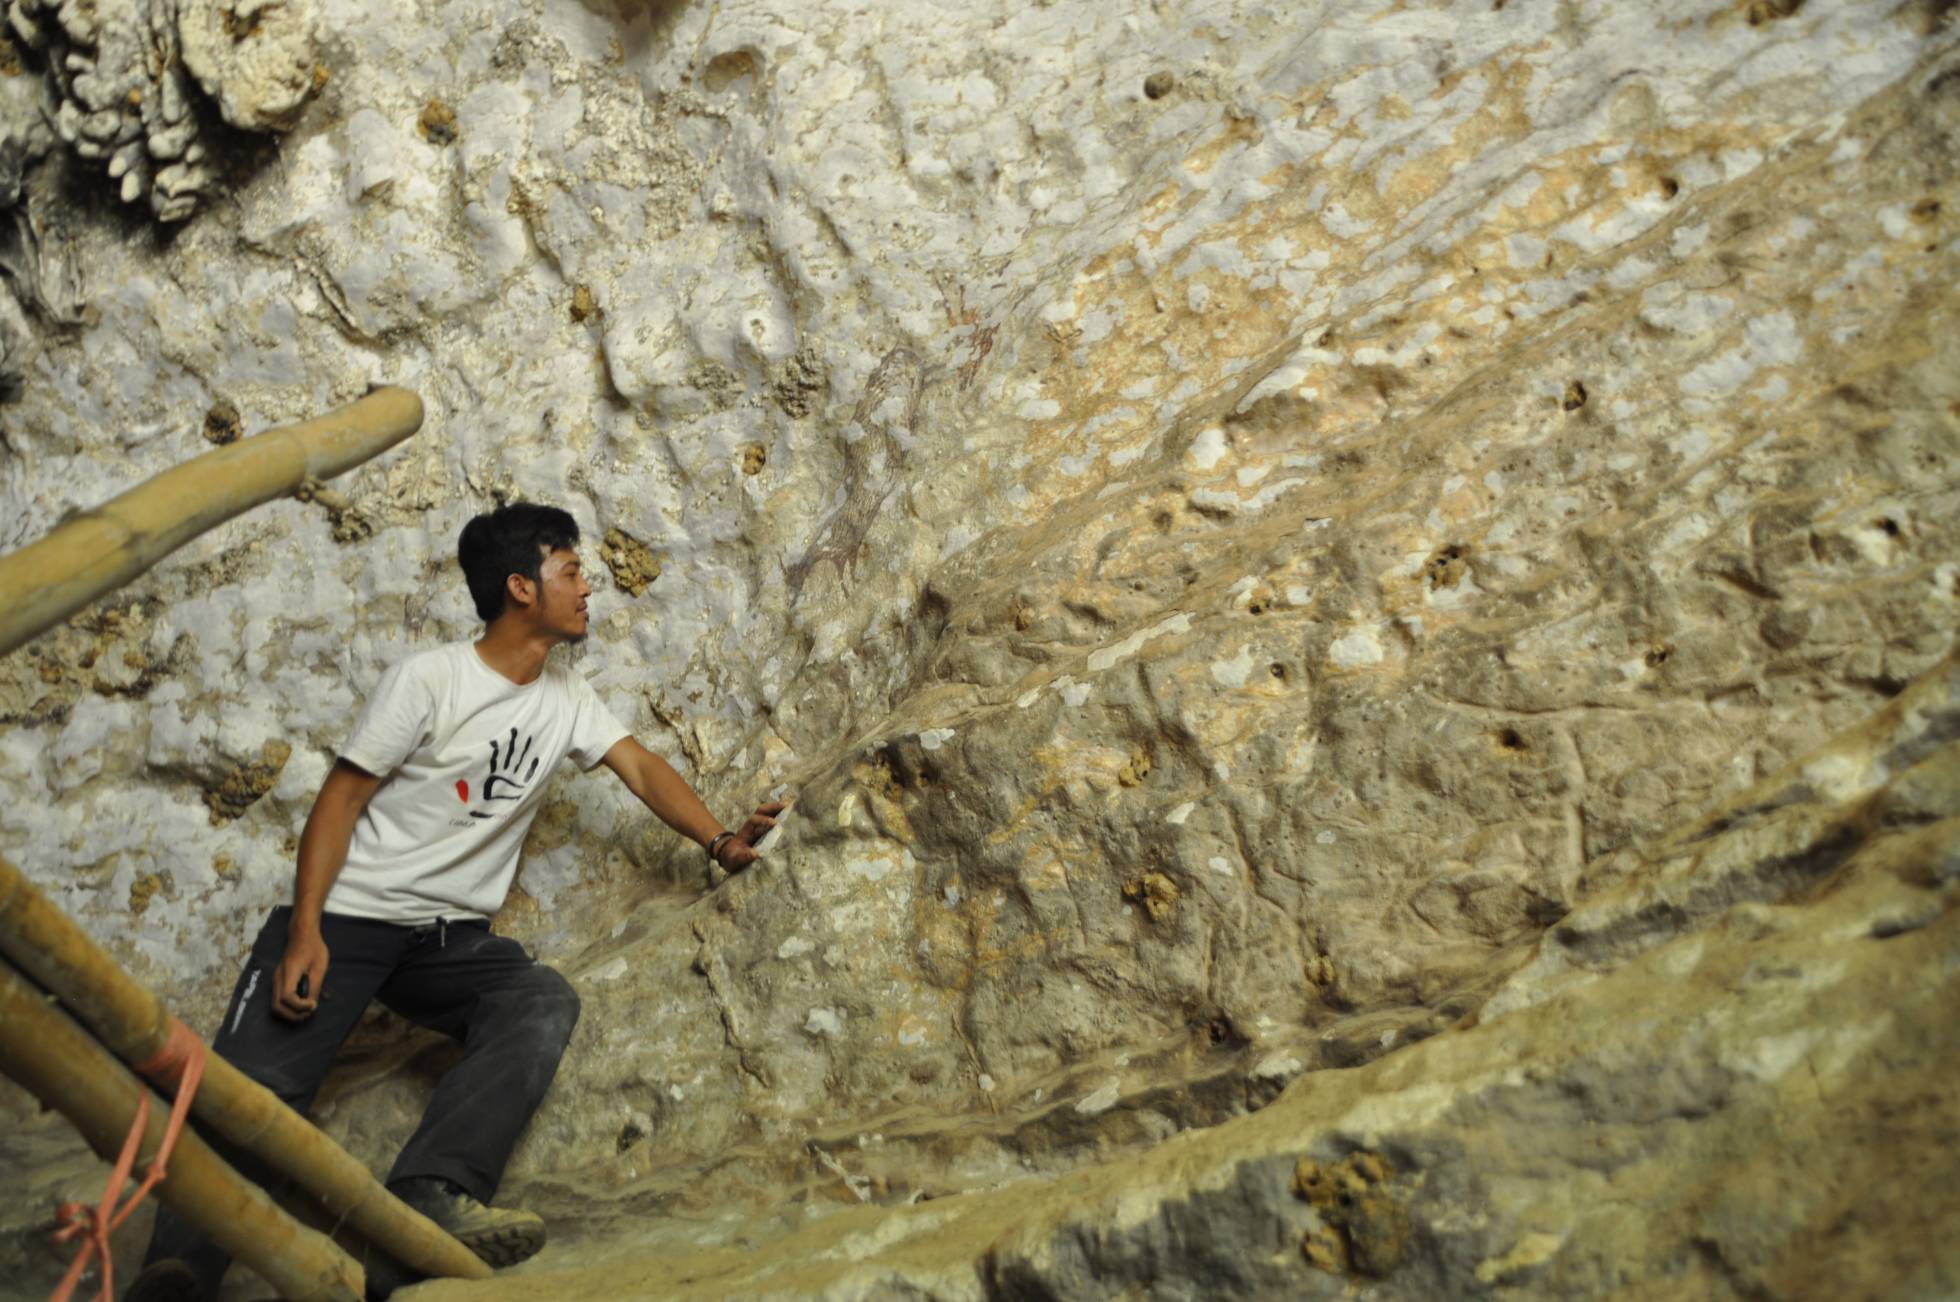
left=519, top=964, right=581, bottom=1048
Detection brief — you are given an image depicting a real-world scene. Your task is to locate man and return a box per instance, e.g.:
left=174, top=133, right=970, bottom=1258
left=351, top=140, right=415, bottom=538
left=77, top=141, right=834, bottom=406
left=131, top=502, right=785, bottom=1301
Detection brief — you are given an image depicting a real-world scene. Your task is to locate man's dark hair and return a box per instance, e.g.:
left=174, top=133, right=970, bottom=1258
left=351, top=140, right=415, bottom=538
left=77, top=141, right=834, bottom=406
left=458, top=503, right=580, bottom=623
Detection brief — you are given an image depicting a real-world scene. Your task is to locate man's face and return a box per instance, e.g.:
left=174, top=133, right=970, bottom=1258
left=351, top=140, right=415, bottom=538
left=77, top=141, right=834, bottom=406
left=533, top=547, right=591, bottom=642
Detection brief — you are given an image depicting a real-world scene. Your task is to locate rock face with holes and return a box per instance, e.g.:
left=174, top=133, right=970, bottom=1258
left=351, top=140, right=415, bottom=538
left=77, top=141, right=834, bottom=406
left=1, top=0, right=1957, bottom=1297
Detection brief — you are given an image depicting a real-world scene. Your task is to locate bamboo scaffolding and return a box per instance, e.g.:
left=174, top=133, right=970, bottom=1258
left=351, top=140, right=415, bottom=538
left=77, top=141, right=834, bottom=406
left=0, top=385, right=424, bottom=659
left=0, top=959, right=364, bottom=1302
left=0, top=854, right=494, bottom=1285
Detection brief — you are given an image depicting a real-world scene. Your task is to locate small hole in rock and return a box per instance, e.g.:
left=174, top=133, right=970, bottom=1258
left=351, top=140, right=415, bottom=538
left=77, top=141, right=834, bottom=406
left=1659, top=176, right=1680, bottom=200
left=1143, top=71, right=1175, bottom=100
left=1646, top=644, right=1673, bottom=668
left=1270, top=663, right=1287, bottom=679
left=1877, top=517, right=1900, bottom=537
left=1248, top=602, right=1265, bottom=615
left=1425, top=544, right=1469, bottom=590
left=702, top=48, right=761, bottom=94
left=1498, top=728, right=1527, bottom=752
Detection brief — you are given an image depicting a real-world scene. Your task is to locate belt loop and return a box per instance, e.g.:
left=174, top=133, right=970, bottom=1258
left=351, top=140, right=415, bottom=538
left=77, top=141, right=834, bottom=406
left=440, top=917, right=447, bottom=948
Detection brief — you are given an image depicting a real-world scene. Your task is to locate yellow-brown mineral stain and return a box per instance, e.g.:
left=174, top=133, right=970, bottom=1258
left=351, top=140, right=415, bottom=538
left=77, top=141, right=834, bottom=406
left=600, top=528, right=662, bottom=597
left=1302, top=1223, right=1345, bottom=1273
left=570, top=284, right=598, bottom=322
left=128, top=871, right=170, bottom=916
left=1292, top=1151, right=1410, bottom=1278
left=203, top=398, right=243, bottom=445
left=419, top=99, right=459, bottom=145
left=1123, top=872, right=1180, bottom=922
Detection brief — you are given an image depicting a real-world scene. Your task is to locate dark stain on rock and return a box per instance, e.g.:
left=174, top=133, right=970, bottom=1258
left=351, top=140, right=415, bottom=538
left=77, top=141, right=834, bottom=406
left=772, top=346, right=826, bottom=418
left=203, top=398, right=243, bottom=445
left=418, top=99, right=459, bottom=145
left=1425, top=543, right=1469, bottom=590
left=206, top=741, right=292, bottom=824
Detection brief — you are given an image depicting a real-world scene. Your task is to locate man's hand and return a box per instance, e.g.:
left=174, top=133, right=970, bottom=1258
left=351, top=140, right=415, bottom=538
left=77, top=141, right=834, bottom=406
left=274, top=926, right=330, bottom=1022
left=714, top=801, right=788, bottom=872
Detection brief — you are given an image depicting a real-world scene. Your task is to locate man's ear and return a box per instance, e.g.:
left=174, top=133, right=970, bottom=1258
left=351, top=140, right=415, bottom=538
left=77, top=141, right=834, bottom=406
left=505, top=572, right=537, bottom=610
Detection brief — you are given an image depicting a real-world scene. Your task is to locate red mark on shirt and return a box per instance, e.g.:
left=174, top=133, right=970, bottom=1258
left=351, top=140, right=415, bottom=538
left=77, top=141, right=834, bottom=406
left=456, top=780, right=469, bottom=804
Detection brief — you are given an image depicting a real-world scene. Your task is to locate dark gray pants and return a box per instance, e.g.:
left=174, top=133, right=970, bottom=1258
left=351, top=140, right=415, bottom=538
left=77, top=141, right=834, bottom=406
left=145, top=906, right=581, bottom=1296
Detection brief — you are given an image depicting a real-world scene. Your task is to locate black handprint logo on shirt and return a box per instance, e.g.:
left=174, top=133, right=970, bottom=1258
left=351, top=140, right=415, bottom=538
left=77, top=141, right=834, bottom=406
left=467, top=727, right=540, bottom=820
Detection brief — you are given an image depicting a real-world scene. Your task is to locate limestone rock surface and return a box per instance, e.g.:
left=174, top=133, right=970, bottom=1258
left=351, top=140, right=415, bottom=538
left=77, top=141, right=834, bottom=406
left=0, top=0, right=1955, bottom=1297
left=411, top=651, right=1960, bottom=1298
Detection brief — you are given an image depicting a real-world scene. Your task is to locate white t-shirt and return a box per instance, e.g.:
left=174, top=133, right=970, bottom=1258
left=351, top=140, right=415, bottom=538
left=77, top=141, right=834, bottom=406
left=323, top=643, right=630, bottom=924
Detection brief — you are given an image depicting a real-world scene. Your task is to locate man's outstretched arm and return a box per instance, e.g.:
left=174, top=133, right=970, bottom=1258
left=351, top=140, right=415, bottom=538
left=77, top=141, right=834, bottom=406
left=600, top=737, right=784, bottom=871
left=275, top=758, right=384, bottom=1021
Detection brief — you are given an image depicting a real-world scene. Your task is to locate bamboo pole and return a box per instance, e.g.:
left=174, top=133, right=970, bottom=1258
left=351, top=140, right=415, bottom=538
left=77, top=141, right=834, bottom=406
left=0, top=960, right=364, bottom=1302
left=0, top=855, right=493, bottom=1284
left=0, top=385, right=424, bottom=659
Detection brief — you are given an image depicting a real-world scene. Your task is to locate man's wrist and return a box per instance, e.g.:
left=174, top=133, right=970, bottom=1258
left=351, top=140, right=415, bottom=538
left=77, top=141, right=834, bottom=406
left=705, top=830, right=735, bottom=862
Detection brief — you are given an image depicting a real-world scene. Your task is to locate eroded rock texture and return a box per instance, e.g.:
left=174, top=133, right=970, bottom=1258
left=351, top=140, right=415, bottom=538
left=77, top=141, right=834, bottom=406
left=414, top=651, right=1960, bottom=1298
left=9, top=0, right=318, bottom=220
left=0, top=0, right=1955, bottom=1297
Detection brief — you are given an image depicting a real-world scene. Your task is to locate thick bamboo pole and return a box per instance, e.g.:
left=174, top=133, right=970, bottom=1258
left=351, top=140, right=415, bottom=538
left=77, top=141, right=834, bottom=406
left=0, top=385, right=423, bottom=659
left=0, top=856, right=493, bottom=1284
left=0, top=960, right=364, bottom=1302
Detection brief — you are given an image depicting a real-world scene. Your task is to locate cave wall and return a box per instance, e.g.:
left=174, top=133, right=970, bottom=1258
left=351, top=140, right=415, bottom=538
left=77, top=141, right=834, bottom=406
left=0, top=0, right=1955, bottom=1296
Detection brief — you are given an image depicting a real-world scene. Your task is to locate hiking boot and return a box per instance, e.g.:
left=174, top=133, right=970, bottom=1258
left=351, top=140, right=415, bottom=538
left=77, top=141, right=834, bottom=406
left=121, top=1258, right=203, bottom=1302
left=389, top=1178, right=546, bottom=1269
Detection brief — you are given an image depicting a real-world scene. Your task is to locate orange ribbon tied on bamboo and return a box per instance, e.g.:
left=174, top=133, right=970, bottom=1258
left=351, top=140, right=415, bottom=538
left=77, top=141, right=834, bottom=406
left=49, top=1018, right=208, bottom=1302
